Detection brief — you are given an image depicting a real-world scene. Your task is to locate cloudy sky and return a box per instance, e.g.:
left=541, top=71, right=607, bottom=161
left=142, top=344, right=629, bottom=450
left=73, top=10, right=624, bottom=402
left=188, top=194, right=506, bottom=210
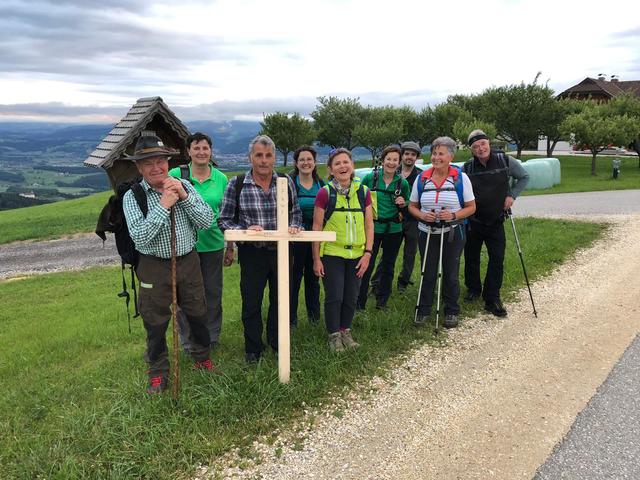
left=1, top=0, right=638, bottom=123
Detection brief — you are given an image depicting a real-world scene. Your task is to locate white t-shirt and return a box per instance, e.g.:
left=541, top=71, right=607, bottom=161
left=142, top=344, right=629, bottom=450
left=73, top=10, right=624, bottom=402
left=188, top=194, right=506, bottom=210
left=410, top=170, right=474, bottom=233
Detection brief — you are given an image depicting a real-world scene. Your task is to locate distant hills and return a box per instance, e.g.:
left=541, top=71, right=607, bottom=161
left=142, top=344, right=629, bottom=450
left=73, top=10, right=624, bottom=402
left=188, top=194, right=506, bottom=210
left=0, top=120, right=263, bottom=167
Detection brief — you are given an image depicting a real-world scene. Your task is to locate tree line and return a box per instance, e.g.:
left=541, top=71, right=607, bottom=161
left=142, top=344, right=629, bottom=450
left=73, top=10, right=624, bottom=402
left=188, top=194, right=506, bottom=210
left=259, top=74, right=640, bottom=175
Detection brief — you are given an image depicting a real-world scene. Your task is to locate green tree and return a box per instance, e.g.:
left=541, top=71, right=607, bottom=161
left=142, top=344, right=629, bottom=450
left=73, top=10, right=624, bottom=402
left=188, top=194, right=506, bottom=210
left=310, top=96, right=366, bottom=149
left=432, top=103, right=473, bottom=138
left=474, top=74, right=557, bottom=158
left=539, top=97, right=584, bottom=157
left=398, top=106, right=436, bottom=148
left=606, top=93, right=640, bottom=167
left=560, top=103, right=637, bottom=175
left=352, top=106, right=404, bottom=163
left=259, top=112, right=316, bottom=166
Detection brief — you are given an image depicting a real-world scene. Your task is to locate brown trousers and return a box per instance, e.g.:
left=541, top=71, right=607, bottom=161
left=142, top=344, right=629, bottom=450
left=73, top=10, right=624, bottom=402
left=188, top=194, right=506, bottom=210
left=137, top=251, right=210, bottom=377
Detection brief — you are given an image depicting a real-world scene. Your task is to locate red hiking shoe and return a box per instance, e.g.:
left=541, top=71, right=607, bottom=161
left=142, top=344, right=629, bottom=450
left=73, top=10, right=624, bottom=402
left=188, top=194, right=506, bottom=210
left=147, top=375, right=167, bottom=394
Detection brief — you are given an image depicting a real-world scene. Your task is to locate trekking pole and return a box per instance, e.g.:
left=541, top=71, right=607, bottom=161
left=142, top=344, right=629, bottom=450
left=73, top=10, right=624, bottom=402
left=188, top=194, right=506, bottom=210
left=434, top=208, right=445, bottom=334
left=414, top=224, right=432, bottom=324
left=170, top=207, right=180, bottom=399
left=506, top=209, right=538, bottom=318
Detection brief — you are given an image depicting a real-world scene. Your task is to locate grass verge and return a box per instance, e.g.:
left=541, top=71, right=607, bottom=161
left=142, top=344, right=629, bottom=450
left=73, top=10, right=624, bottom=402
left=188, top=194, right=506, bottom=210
left=0, top=218, right=604, bottom=479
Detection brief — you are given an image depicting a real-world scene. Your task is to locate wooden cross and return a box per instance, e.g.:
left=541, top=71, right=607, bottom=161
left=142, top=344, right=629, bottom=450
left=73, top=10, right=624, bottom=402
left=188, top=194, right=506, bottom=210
left=224, top=177, right=336, bottom=383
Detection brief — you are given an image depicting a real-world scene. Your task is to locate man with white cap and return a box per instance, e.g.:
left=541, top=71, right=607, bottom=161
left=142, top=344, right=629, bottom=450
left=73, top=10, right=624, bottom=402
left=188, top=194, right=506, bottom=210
left=462, top=130, right=529, bottom=317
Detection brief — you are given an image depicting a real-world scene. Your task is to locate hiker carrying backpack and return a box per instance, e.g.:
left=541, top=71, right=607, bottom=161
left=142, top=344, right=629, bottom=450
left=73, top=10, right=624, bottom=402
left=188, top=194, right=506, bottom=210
left=355, top=145, right=411, bottom=310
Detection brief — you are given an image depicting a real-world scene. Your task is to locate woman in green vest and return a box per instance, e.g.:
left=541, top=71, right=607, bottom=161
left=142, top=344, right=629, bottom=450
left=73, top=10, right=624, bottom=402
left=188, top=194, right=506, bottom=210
left=289, top=146, right=324, bottom=326
left=312, top=148, right=374, bottom=351
left=356, top=145, right=411, bottom=310
left=169, top=132, right=232, bottom=351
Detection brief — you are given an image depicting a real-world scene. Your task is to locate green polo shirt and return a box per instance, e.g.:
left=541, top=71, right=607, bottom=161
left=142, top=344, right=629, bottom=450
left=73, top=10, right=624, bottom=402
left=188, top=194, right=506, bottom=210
left=361, top=171, right=410, bottom=234
left=169, top=164, right=228, bottom=252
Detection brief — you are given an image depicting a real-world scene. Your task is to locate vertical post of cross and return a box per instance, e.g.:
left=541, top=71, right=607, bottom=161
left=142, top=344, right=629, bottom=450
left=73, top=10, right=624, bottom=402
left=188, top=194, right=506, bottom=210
left=276, top=177, right=291, bottom=383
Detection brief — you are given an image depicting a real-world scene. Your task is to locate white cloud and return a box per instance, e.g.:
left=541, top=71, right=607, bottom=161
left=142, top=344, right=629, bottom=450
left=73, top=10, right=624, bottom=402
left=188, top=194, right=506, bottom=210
left=0, top=0, right=638, bottom=121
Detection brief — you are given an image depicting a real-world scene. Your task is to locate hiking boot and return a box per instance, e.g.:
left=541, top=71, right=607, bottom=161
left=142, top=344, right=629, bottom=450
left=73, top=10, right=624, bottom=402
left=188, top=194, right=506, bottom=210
left=375, top=299, right=387, bottom=310
left=147, top=375, right=168, bottom=395
left=340, top=329, right=360, bottom=349
left=370, top=284, right=379, bottom=296
left=443, top=314, right=459, bottom=329
left=328, top=332, right=345, bottom=352
left=464, top=290, right=481, bottom=302
left=397, top=280, right=413, bottom=293
left=484, top=300, right=507, bottom=317
left=194, top=358, right=214, bottom=371
left=413, top=314, right=428, bottom=327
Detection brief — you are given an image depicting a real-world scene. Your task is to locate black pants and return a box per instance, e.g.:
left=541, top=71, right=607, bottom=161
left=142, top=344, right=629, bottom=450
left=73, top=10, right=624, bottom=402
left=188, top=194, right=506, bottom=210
left=398, top=219, right=419, bottom=287
left=417, top=227, right=465, bottom=316
left=322, top=255, right=362, bottom=333
left=238, top=244, right=280, bottom=356
left=290, top=242, right=321, bottom=325
left=463, top=220, right=506, bottom=303
left=357, top=231, right=403, bottom=307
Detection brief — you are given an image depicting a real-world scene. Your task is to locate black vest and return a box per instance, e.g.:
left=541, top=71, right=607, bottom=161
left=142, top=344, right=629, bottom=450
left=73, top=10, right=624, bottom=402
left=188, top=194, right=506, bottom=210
left=463, top=151, right=509, bottom=225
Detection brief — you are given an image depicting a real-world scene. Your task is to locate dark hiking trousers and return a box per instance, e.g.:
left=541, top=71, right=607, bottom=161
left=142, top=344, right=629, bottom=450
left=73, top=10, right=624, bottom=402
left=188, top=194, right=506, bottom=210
left=322, top=255, right=362, bottom=333
left=463, top=220, right=506, bottom=303
left=416, top=227, right=465, bottom=316
left=290, top=242, right=321, bottom=326
left=398, top=219, right=419, bottom=287
left=137, top=251, right=211, bottom=377
left=357, top=231, right=403, bottom=307
left=238, top=244, right=283, bottom=357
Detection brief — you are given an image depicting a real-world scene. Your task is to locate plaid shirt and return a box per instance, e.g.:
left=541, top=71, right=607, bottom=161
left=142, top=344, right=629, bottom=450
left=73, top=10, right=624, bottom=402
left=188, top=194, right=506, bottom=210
left=123, top=179, right=213, bottom=259
left=218, top=170, right=303, bottom=242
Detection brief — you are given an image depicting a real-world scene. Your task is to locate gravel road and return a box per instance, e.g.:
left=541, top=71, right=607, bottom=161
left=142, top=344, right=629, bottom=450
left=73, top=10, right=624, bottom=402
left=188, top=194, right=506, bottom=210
left=199, top=211, right=640, bottom=479
left=0, top=233, right=119, bottom=279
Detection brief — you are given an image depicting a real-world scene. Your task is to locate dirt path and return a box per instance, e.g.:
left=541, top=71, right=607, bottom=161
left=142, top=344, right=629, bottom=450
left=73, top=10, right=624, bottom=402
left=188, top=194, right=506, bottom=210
left=205, top=214, right=640, bottom=479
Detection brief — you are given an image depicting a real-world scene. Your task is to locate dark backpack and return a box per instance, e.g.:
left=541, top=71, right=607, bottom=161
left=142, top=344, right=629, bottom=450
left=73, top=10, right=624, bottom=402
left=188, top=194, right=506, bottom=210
left=232, top=172, right=293, bottom=224
left=95, top=178, right=148, bottom=329
left=322, top=183, right=367, bottom=226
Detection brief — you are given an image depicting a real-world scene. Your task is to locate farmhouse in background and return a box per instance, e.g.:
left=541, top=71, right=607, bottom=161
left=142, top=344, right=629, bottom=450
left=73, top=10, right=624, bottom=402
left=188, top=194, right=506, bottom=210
left=557, top=75, right=640, bottom=100
left=84, top=96, right=189, bottom=190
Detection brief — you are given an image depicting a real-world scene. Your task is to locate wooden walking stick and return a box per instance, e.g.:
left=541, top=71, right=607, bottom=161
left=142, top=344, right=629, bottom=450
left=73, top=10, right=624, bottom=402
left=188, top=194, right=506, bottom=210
left=170, top=207, right=180, bottom=399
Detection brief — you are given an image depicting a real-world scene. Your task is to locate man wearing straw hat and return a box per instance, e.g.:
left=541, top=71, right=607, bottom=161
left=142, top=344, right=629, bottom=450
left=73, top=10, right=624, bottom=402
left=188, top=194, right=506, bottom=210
left=123, top=134, right=215, bottom=394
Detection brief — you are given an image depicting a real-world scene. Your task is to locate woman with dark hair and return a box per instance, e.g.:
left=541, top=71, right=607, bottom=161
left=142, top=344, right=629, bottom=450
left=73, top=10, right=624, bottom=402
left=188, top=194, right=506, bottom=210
left=356, top=145, right=411, bottom=310
left=312, top=148, right=374, bottom=351
left=289, top=146, right=324, bottom=326
left=169, top=132, right=232, bottom=353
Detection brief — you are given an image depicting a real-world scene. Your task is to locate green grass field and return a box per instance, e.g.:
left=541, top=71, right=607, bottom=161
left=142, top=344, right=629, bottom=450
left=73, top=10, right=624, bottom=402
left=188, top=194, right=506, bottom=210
left=0, top=218, right=604, bottom=479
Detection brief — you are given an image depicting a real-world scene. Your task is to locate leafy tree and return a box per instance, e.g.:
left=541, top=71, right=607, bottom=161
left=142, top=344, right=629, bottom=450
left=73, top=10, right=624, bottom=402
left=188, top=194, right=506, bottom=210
left=606, top=93, right=640, bottom=167
left=398, top=106, right=437, bottom=148
left=432, top=103, right=473, bottom=139
left=259, top=112, right=316, bottom=166
left=539, top=98, right=584, bottom=157
left=310, top=96, right=366, bottom=150
left=560, top=103, right=637, bottom=175
left=353, top=106, right=404, bottom=163
left=474, top=75, right=557, bottom=158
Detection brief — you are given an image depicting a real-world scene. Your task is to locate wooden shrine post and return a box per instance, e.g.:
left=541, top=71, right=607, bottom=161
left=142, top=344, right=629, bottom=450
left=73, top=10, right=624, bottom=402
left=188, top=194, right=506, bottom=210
left=224, top=177, right=336, bottom=383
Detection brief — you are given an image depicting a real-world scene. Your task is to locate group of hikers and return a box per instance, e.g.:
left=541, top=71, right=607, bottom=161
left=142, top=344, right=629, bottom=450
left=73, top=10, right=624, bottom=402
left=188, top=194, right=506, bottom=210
left=121, top=129, right=529, bottom=394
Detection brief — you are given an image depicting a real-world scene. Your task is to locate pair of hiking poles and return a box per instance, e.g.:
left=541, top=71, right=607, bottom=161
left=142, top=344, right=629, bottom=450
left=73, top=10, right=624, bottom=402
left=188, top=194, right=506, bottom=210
left=413, top=208, right=537, bottom=332
left=413, top=208, right=463, bottom=334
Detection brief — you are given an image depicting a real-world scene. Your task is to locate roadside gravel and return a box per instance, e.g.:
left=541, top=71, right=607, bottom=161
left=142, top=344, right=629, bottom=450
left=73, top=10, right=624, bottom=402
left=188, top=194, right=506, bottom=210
left=201, top=214, right=640, bottom=480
